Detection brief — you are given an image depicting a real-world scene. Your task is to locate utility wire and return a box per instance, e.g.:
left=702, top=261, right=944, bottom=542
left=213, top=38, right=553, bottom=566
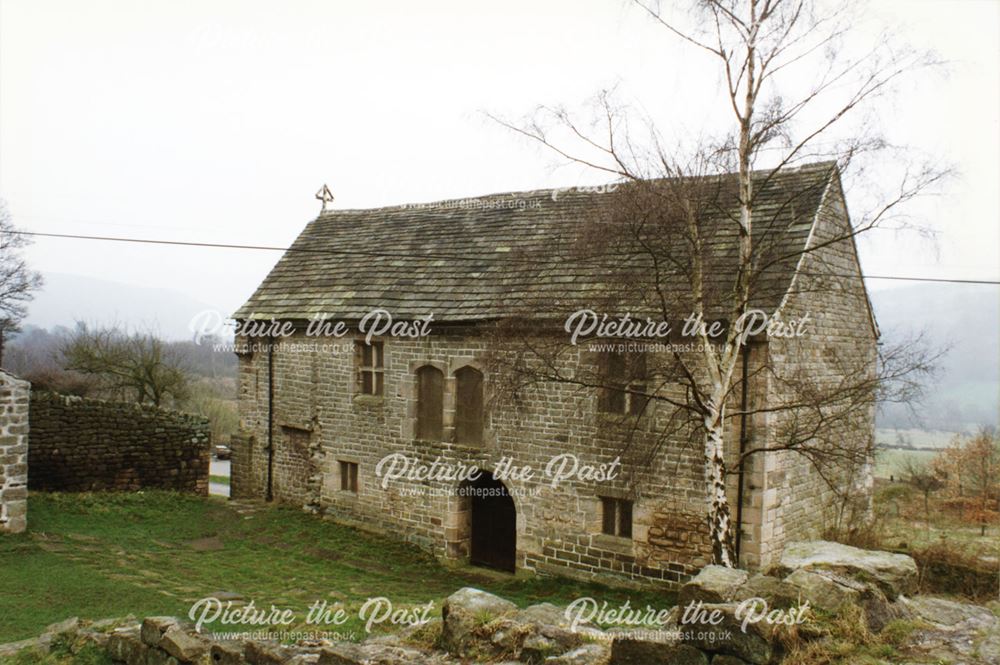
left=10, top=229, right=1000, bottom=286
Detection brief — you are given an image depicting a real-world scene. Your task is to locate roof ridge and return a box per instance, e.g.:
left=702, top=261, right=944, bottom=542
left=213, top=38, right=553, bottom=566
left=317, top=160, right=838, bottom=217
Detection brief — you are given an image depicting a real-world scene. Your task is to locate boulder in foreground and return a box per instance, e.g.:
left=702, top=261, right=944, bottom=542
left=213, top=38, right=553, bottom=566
left=678, top=565, right=749, bottom=605
left=776, top=540, right=917, bottom=599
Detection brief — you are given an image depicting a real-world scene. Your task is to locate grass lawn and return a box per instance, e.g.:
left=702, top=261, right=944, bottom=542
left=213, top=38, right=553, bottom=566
left=0, top=492, right=672, bottom=644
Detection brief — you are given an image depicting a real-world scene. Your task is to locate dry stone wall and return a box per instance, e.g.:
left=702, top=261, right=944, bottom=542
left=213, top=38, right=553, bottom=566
left=0, top=370, right=30, bottom=534
left=28, top=391, right=211, bottom=494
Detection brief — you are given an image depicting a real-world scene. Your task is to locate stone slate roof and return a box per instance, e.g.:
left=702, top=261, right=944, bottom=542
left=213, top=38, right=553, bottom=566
left=235, top=162, right=838, bottom=323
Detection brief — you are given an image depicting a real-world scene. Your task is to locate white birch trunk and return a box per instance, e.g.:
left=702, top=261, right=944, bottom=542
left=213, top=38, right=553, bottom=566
left=705, top=402, right=736, bottom=566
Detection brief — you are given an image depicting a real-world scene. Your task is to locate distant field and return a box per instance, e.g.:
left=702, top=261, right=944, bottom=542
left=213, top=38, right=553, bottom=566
left=875, top=428, right=960, bottom=450
left=873, top=428, right=965, bottom=479
left=874, top=447, right=938, bottom=479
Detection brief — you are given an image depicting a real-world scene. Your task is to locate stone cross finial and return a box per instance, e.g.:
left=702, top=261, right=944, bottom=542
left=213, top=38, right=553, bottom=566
left=315, top=184, right=334, bottom=213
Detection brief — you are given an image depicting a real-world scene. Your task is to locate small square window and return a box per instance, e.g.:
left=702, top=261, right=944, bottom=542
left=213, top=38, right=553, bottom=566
left=356, top=341, right=384, bottom=395
left=339, top=461, right=359, bottom=493
left=600, top=496, right=633, bottom=538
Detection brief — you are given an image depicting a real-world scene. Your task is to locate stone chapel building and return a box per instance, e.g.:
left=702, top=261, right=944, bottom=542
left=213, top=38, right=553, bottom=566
left=231, top=161, right=877, bottom=587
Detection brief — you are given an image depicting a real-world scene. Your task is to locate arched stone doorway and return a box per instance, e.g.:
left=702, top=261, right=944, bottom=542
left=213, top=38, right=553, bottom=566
left=467, top=472, right=516, bottom=572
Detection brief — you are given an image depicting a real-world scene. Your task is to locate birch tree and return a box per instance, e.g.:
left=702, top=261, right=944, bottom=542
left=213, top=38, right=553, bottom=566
left=490, top=0, right=946, bottom=565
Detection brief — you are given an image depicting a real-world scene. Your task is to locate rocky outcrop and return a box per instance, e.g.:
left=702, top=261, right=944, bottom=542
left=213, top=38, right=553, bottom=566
left=680, top=603, right=773, bottom=664
left=899, top=596, right=1000, bottom=664
left=677, top=565, right=749, bottom=605
left=0, top=617, right=85, bottom=660
left=676, top=541, right=995, bottom=663
left=771, top=545, right=910, bottom=633
left=733, top=574, right=800, bottom=609
left=441, top=588, right=600, bottom=663
left=439, top=586, right=517, bottom=657
left=782, top=568, right=862, bottom=612
left=774, top=540, right=918, bottom=599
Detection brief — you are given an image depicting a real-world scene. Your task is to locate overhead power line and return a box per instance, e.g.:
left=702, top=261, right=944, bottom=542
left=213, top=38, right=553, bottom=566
left=10, top=229, right=1000, bottom=286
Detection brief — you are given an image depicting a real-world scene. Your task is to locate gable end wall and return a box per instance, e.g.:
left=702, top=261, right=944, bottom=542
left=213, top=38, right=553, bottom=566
left=757, top=176, right=877, bottom=567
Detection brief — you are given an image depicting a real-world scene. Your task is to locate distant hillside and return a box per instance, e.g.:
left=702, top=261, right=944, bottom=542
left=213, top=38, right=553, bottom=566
left=22, top=272, right=230, bottom=341
left=870, top=283, right=999, bottom=431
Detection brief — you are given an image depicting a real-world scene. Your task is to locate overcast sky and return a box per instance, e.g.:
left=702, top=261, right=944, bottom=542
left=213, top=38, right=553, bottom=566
left=1, top=0, right=998, bottom=323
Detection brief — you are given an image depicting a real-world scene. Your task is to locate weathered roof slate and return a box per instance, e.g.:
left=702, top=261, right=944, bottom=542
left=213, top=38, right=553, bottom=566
left=235, top=162, right=837, bottom=323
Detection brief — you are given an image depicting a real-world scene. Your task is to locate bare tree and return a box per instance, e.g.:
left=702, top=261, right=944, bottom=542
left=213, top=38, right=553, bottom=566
left=61, top=323, right=190, bottom=407
left=962, top=428, right=1000, bottom=537
left=902, top=457, right=943, bottom=533
left=934, top=428, right=1000, bottom=537
left=488, top=0, right=947, bottom=565
left=0, top=200, right=43, bottom=364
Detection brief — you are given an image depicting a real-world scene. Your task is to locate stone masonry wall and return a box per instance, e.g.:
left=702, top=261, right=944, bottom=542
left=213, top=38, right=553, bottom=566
left=232, top=335, right=766, bottom=588
left=0, top=370, right=30, bottom=534
left=758, top=175, right=878, bottom=567
left=28, top=392, right=211, bottom=494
